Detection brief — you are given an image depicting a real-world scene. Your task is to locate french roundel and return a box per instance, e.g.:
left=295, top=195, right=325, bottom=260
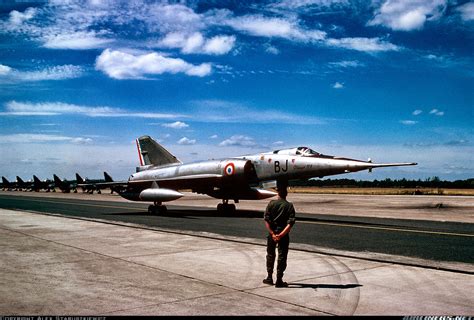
left=224, top=163, right=235, bottom=176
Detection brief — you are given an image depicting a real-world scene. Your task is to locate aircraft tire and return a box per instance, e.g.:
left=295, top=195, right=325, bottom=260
left=148, top=205, right=156, bottom=214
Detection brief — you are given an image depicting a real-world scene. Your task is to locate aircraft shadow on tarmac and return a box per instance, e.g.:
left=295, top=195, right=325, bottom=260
left=288, top=283, right=362, bottom=290
left=106, top=208, right=403, bottom=226
left=105, top=208, right=264, bottom=219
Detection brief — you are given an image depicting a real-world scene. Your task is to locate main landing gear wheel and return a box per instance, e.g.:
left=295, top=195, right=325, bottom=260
left=217, top=201, right=236, bottom=214
left=148, top=204, right=167, bottom=215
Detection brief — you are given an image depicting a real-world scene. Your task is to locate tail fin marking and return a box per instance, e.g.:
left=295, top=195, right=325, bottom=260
left=136, top=135, right=182, bottom=167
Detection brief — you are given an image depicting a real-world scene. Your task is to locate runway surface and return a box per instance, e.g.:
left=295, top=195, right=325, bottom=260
left=0, top=193, right=472, bottom=266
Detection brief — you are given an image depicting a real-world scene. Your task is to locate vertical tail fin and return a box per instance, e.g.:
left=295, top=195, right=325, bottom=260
left=32, top=175, right=42, bottom=191
left=104, top=172, right=113, bottom=182
left=53, top=174, right=62, bottom=185
left=136, top=135, right=182, bottom=167
left=75, top=173, right=84, bottom=183
left=16, top=176, right=24, bottom=184
left=2, top=176, right=11, bottom=190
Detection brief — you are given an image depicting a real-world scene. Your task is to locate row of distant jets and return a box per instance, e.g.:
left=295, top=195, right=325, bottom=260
left=1, top=172, right=124, bottom=194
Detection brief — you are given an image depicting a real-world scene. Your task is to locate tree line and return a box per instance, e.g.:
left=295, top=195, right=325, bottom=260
left=289, top=177, right=474, bottom=189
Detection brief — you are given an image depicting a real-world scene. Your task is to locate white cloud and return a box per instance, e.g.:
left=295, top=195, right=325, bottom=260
left=162, top=121, right=189, bottom=129
left=159, top=32, right=236, bottom=55
left=43, top=31, right=113, bottom=50
left=368, top=0, right=447, bottom=31
left=203, top=35, right=236, bottom=55
left=3, top=101, right=120, bottom=116
left=326, top=37, right=400, bottom=52
left=273, top=141, right=285, bottom=146
left=456, top=2, right=474, bottom=21
left=95, top=49, right=212, bottom=79
left=0, top=134, right=93, bottom=144
left=177, top=137, right=196, bottom=145
left=216, top=11, right=398, bottom=54
left=225, top=14, right=326, bottom=42
left=429, top=108, right=444, bottom=116
left=412, top=109, right=423, bottom=115
left=9, top=7, right=36, bottom=26
left=219, top=135, right=257, bottom=147
left=1, top=101, right=181, bottom=119
left=70, top=137, right=94, bottom=145
left=333, top=81, right=344, bottom=89
left=190, top=99, right=326, bottom=125
left=328, top=60, right=363, bottom=68
left=183, top=33, right=206, bottom=53
left=270, top=0, right=349, bottom=11
left=0, top=64, right=83, bottom=83
left=0, top=64, right=12, bottom=76
left=265, top=44, right=280, bottom=55
left=400, top=120, right=418, bottom=125
left=1, top=2, right=206, bottom=51
left=209, top=134, right=218, bottom=139
left=144, top=3, right=204, bottom=33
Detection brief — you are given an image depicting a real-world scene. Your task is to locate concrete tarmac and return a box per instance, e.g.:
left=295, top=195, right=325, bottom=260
left=1, top=208, right=473, bottom=316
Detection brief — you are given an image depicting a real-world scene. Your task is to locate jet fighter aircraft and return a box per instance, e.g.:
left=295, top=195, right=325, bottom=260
left=118, top=135, right=417, bottom=214
left=53, top=174, right=78, bottom=193
left=1, top=176, right=15, bottom=191
left=100, top=172, right=127, bottom=194
left=32, top=175, right=54, bottom=192
left=76, top=172, right=126, bottom=194
left=15, top=176, right=32, bottom=191
left=76, top=173, right=103, bottom=194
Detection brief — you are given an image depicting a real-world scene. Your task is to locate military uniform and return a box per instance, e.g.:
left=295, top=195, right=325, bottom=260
left=264, top=197, right=296, bottom=283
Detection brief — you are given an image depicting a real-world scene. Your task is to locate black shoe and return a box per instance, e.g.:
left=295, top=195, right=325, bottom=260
left=275, top=280, right=288, bottom=288
left=262, top=277, right=274, bottom=285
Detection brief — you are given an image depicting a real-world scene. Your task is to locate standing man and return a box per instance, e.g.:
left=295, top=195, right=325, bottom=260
left=263, top=181, right=296, bottom=288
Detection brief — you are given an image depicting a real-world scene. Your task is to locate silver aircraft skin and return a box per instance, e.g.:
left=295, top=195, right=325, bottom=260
left=118, top=135, right=417, bottom=214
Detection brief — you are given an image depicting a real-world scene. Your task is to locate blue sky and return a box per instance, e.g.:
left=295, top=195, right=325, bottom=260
left=0, top=0, right=472, bottom=181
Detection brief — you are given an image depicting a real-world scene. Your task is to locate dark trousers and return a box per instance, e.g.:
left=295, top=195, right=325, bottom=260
left=266, top=233, right=290, bottom=279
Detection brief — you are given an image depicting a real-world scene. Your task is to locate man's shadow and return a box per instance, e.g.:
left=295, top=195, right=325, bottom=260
left=288, top=283, right=362, bottom=289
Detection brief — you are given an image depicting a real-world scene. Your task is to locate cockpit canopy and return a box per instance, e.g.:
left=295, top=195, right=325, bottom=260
left=272, top=147, right=324, bottom=157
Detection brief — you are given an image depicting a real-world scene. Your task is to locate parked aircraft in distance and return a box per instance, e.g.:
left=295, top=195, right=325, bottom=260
left=100, top=172, right=127, bottom=194
left=76, top=173, right=103, bottom=194
left=1, top=176, right=15, bottom=191
left=76, top=172, right=125, bottom=194
left=117, top=135, right=417, bottom=214
left=53, top=174, right=78, bottom=193
left=32, top=175, right=54, bottom=192
left=15, top=176, right=32, bottom=191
